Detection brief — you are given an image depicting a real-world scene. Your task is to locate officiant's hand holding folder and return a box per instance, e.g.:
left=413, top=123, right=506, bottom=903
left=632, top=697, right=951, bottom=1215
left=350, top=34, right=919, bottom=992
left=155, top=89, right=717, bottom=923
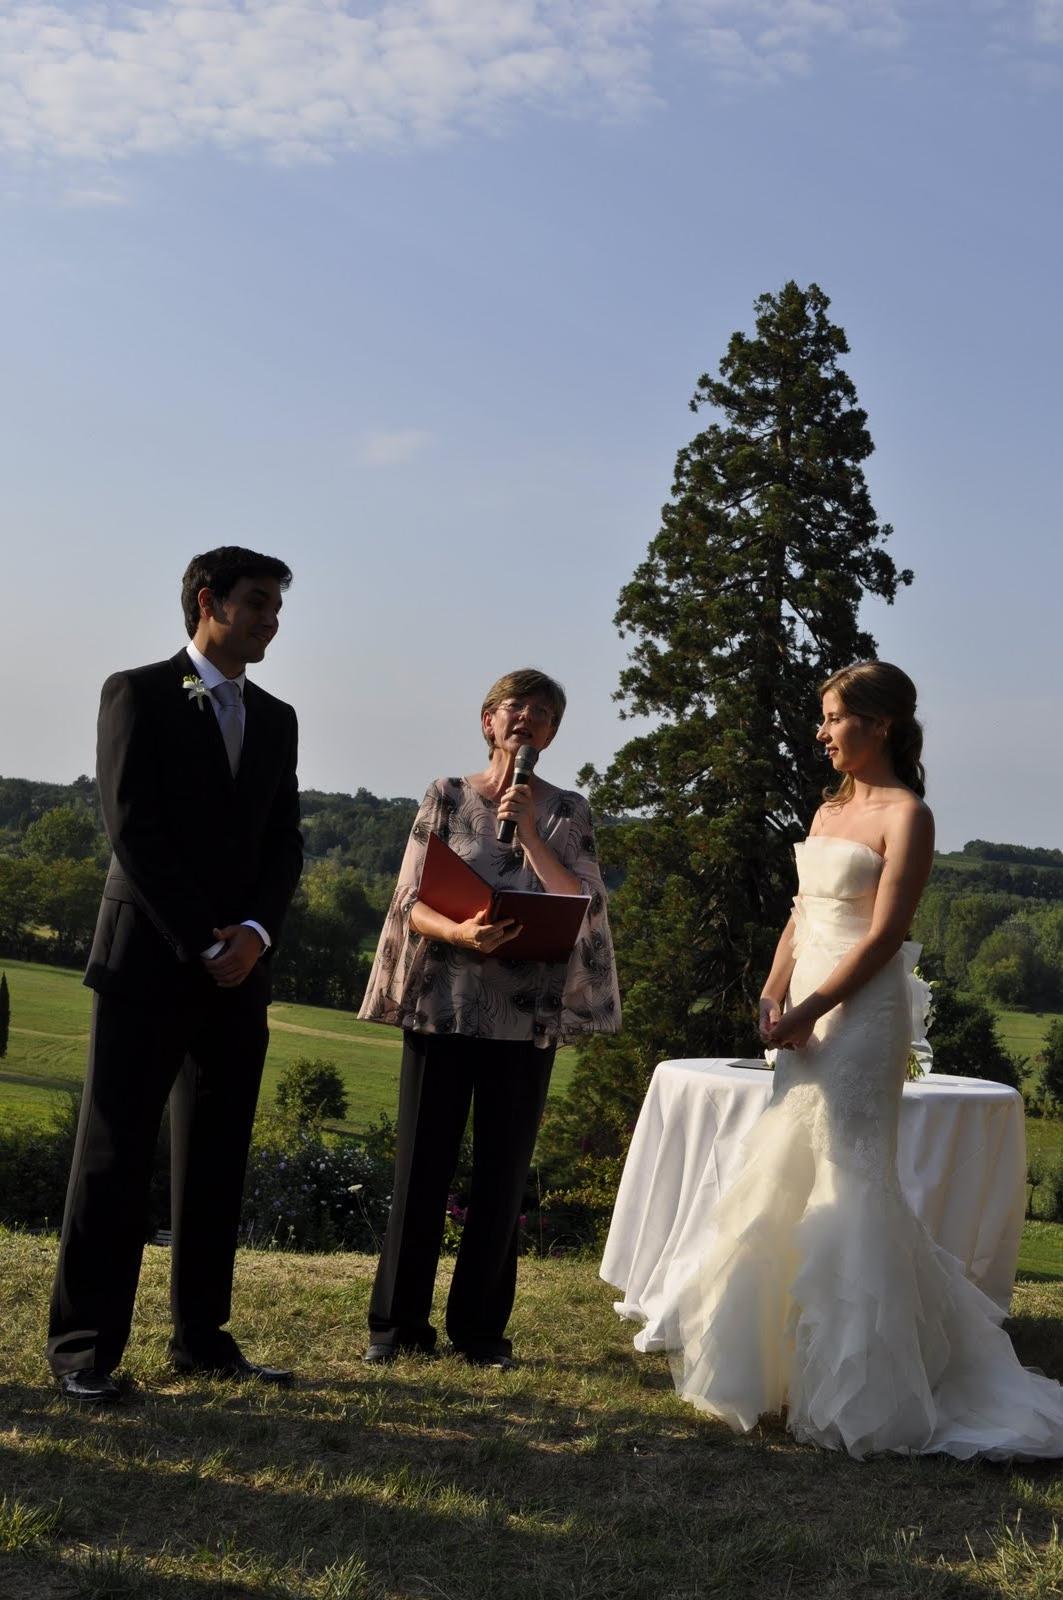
left=418, top=833, right=591, bottom=964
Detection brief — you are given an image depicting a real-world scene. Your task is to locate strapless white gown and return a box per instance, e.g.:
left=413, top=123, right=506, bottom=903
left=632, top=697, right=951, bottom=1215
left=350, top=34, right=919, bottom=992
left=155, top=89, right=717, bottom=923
left=649, top=835, right=1063, bottom=1459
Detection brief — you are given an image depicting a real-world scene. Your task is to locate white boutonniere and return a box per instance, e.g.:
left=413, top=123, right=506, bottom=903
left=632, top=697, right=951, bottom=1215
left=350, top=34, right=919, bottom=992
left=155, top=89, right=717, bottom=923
left=182, top=673, right=211, bottom=712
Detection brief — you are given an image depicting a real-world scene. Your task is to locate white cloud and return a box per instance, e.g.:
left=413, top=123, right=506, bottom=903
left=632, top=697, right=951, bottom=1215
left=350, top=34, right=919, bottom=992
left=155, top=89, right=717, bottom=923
left=978, top=0, right=1062, bottom=91
left=673, top=0, right=907, bottom=85
left=1034, top=0, right=1063, bottom=43
left=356, top=427, right=435, bottom=467
left=0, top=0, right=658, bottom=167
left=0, top=0, right=1054, bottom=177
left=59, top=179, right=131, bottom=206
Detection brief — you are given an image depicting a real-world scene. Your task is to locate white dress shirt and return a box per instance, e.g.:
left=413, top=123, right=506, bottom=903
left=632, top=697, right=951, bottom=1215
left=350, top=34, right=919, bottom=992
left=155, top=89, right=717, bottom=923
left=185, top=642, right=271, bottom=961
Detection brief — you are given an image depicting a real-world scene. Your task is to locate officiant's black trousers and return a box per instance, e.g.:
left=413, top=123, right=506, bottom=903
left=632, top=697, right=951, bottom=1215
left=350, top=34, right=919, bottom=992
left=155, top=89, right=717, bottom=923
left=368, top=1031, right=555, bottom=1359
left=47, top=976, right=268, bottom=1376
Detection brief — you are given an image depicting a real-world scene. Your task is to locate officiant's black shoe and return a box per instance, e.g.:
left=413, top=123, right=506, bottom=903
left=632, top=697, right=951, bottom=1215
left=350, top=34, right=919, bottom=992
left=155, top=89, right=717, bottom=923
left=171, top=1349, right=293, bottom=1386
left=57, top=1368, right=122, bottom=1404
left=453, top=1349, right=517, bottom=1371
left=363, top=1343, right=399, bottom=1365
left=363, top=1342, right=436, bottom=1365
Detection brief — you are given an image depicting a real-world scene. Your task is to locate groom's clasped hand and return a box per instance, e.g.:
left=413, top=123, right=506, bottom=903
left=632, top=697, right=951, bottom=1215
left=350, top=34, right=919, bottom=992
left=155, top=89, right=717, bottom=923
left=204, top=925, right=269, bottom=988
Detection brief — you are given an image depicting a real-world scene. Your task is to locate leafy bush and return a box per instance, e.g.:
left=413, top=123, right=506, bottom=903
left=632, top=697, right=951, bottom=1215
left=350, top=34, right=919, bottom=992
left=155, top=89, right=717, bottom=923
left=924, top=976, right=1025, bottom=1090
left=1044, top=1163, right=1063, bottom=1224
left=0, top=1093, right=385, bottom=1250
left=0, top=1103, right=77, bottom=1231
left=0, top=1094, right=170, bottom=1236
left=241, top=1111, right=391, bottom=1251
left=0, top=1094, right=584, bottom=1256
left=1040, top=1019, right=1063, bottom=1110
left=969, top=919, right=1058, bottom=1009
left=274, top=1057, right=348, bottom=1124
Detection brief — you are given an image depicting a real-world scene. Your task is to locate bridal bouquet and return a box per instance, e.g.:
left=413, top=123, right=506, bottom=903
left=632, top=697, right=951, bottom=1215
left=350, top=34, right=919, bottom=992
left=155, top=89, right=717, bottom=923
left=905, top=951, right=936, bottom=1080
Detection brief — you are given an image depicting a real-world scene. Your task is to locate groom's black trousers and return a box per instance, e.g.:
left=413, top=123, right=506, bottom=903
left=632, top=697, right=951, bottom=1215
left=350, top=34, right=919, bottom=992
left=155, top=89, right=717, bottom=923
left=47, top=970, right=268, bottom=1376
left=368, top=1030, right=554, bottom=1359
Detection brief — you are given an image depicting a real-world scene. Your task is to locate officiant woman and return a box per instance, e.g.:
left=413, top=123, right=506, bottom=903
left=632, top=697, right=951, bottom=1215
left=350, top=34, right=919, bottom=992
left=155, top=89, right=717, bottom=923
left=358, top=667, right=620, bottom=1367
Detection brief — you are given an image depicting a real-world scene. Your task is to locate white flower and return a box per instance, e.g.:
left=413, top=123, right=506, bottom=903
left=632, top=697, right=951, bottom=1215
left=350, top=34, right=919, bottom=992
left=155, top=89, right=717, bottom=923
left=903, top=944, right=935, bottom=1079
left=182, top=673, right=211, bottom=712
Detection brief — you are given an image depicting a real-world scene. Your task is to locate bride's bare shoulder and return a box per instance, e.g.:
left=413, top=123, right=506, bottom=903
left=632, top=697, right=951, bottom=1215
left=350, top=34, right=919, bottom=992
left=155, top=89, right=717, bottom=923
left=892, top=791, right=933, bottom=823
left=808, top=802, right=841, bottom=836
left=885, top=794, right=935, bottom=853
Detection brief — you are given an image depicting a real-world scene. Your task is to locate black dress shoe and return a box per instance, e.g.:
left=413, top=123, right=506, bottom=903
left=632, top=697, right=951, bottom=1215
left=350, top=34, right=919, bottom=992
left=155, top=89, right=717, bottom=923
left=455, top=1350, right=517, bottom=1371
left=363, top=1342, right=436, bottom=1365
left=171, top=1350, right=293, bottom=1386
left=363, top=1343, right=400, bottom=1365
left=57, top=1368, right=121, bottom=1404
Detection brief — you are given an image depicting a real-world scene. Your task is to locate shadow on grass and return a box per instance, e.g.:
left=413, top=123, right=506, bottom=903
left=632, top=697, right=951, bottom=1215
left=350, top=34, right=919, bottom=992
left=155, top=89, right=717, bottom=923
left=3, top=1357, right=1061, bottom=1600
left=1005, top=1310, right=1063, bottom=1380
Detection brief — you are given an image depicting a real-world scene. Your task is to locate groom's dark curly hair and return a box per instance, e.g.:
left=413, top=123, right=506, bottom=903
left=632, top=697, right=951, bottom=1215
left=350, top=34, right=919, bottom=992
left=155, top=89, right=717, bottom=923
left=181, top=546, right=293, bottom=638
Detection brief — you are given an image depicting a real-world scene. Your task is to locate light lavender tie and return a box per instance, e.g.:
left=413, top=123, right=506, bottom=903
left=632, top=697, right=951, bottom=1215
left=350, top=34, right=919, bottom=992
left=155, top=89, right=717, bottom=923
left=212, top=679, right=243, bottom=776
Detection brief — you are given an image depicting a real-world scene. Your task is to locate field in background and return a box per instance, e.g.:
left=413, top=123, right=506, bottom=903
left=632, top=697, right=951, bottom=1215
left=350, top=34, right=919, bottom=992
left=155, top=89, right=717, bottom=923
left=0, top=958, right=575, bottom=1131
left=2, top=957, right=1061, bottom=1278
left=2, top=961, right=1056, bottom=1132
left=996, top=1006, right=1061, bottom=1072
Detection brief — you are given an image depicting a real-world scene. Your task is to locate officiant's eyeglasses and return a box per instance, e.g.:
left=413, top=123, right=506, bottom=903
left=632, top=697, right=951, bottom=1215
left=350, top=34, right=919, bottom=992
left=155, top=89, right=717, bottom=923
left=498, top=699, right=555, bottom=723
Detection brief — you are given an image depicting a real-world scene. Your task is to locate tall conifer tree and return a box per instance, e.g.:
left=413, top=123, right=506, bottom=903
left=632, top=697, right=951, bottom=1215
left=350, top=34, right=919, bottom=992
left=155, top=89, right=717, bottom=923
left=0, top=973, right=9, bottom=1060
left=547, top=282, right=912, bottom=1169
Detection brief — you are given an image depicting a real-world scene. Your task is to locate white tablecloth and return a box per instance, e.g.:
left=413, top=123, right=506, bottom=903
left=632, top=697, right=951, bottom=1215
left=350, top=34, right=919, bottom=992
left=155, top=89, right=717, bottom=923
left=600, top=1060, right=1027, bottom=1340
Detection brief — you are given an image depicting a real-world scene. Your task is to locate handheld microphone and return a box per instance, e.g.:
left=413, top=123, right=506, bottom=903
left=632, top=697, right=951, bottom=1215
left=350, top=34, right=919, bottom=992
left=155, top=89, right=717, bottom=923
left=497, top=744, right=538, bottom=844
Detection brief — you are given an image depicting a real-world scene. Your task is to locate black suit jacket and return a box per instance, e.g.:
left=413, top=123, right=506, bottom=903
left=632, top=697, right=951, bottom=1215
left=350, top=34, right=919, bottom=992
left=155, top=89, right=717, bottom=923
left=85, top=648, right=303, bottom=997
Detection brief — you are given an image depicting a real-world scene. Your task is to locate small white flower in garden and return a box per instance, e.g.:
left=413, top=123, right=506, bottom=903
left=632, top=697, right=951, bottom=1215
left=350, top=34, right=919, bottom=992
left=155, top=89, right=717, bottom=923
left=348, top=1184, right=364, bottom=1195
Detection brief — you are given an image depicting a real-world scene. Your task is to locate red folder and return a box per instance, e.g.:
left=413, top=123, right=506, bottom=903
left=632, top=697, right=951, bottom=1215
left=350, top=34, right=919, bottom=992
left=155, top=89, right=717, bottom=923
left=417, top=832, right=591, bottom=964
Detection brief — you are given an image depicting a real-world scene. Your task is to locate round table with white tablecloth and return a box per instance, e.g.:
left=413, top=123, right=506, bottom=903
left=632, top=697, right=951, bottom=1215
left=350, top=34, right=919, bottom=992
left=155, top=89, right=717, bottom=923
left=600, top=1060, right=1027, bottom=1347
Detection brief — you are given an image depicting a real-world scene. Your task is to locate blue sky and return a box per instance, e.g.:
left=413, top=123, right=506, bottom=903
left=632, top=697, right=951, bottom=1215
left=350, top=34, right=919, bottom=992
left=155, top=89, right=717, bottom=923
left=1, top=1, right=1060, bottom=851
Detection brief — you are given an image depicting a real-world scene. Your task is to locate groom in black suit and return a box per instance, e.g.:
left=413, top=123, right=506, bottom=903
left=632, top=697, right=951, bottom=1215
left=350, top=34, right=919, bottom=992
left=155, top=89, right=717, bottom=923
left=47, top=547, right=303, bottom=1402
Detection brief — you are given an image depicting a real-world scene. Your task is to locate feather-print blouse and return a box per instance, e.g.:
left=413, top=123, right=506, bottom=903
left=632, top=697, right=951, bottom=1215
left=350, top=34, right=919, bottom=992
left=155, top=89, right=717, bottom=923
left=358, top=777, right=621, bottom=1048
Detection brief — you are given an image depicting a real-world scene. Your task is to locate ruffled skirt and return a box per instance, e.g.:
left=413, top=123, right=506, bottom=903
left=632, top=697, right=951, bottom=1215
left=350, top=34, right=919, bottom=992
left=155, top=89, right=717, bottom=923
left=657, top=1081, right=1063, bottom=1460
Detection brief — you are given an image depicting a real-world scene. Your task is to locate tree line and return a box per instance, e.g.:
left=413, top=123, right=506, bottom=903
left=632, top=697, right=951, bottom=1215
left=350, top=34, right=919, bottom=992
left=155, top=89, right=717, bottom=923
left=0, top=787, right=417, bottom=1009
left=914, top=887, right=1063, bottom=1011
left=6, top=782, right=1062, bottom=1020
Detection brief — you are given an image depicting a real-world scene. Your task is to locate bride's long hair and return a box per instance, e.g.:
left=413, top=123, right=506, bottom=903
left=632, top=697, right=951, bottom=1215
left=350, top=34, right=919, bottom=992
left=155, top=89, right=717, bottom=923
left=819, top=660, right=926, bottom=805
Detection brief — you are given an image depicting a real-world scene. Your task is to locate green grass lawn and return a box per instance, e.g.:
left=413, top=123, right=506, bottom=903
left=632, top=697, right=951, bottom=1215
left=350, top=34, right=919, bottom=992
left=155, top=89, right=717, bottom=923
left=1, top=1232, right=1062, bottom=1600
left=994, top=1007, right=1061, bottom=1076
left=1026, top=1117, right=1063, bottom=1169
left=0, top=958, right=575, bottom=1132
left=1018, top=1221, right=1063, bottom=1280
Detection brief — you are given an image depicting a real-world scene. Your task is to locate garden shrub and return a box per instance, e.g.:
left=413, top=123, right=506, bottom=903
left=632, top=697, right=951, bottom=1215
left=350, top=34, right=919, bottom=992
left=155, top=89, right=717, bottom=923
left=274, top=1056, right=348, bottom=1124
left=0, top=1096, right=592, bottom=1255
left=0, top=1093, right=170, bottom=1236
left=240, top=1108, right=391, bottom=1251
left=1045, top=1162, right=1063, bottom=1225
left=1040, top=1019, right=1063, bottom=1111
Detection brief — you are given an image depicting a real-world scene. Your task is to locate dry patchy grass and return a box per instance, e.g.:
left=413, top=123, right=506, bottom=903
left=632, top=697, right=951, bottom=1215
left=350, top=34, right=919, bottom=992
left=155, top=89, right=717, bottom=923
left=1, top=1231, right=1062, bottom=1599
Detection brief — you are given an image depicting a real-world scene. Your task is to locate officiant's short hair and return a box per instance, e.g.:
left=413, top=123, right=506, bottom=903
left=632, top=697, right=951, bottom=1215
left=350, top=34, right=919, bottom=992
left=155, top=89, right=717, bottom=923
left=181, top=546, right=293, bottom=637
left=481, top=669, right=566, bottom=749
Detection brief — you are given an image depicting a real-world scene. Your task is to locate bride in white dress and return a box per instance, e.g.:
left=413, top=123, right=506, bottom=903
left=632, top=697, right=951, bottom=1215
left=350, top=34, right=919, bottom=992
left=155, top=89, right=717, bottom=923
left=652, top=661, right=1063, bottom=1459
